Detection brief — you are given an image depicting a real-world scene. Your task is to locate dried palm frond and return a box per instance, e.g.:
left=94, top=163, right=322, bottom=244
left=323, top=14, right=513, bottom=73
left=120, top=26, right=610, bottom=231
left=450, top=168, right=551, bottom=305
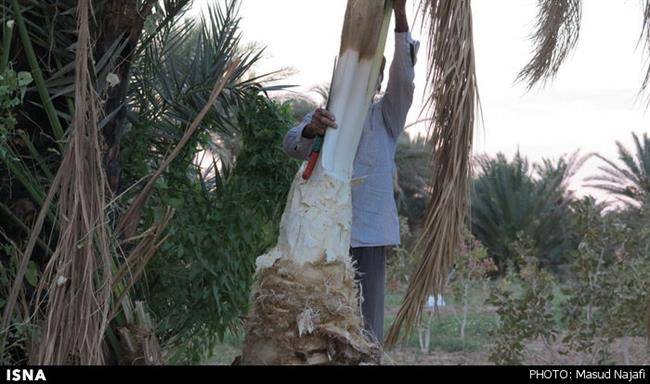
left=517, top=0, right=582, bottom=89
left=108, top=209, right=172, bottom=365
left=385, top=0, right=478, bottom=347
left=0, top=166, right=62, bottom=354
left=115, top=300, right=164, bottom=365
left=29, top=0, right=113, bottom=364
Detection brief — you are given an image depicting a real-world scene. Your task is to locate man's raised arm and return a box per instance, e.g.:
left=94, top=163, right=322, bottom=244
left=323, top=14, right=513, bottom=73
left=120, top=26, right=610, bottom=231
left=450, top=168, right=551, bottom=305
left=381, top=0, right=419, bottom=139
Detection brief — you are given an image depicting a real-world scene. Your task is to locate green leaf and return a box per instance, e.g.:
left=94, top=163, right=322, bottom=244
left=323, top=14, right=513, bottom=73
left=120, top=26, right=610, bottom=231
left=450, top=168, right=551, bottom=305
left=25, top=261, right=38, bottom=287
left=17, top=71, right=32, bottom=87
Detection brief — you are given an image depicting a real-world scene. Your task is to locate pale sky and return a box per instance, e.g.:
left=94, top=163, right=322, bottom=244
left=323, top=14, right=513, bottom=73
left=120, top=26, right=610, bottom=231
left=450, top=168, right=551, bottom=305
left=191, top=0, right=650, bottom=203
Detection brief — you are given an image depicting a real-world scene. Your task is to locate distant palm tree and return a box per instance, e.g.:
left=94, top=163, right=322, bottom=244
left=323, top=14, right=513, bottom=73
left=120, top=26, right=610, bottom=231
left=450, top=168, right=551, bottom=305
left=275, top=95, right=318, bottom=122
left=586, top=133, right=650, bottom=207
left=470, top=151, right=583, bottom=271
left=310, top=84, right=331, bottom=104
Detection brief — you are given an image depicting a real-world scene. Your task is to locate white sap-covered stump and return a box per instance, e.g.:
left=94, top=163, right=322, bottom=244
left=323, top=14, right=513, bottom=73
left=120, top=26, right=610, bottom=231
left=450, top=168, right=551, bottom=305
left=241, top=169, right=381, bottom=365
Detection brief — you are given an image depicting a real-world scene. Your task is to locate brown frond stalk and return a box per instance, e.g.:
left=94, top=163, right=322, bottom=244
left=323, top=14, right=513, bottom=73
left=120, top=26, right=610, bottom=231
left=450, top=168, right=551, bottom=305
left=385, top=0, right=479, bottom=348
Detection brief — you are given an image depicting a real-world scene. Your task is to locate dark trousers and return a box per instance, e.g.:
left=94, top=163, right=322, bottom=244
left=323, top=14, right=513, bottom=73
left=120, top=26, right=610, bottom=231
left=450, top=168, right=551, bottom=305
left=350, top=246, right=387, bottom=344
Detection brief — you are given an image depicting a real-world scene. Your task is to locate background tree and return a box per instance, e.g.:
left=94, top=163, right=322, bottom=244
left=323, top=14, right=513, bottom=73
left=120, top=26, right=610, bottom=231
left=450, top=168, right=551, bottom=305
left=470, top=152, right=582, bottom=272
left=395, top=134, right=432, bottom=232
left=586, top=132, right=650, bottom=207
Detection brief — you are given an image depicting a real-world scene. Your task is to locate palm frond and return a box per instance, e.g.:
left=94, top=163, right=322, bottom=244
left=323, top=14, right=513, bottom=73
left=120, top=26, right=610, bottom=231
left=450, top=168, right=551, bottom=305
left=586, top=161, right=641, bottom=189
left=9, top=0, right=67, bottom=143
left=385, top=0, right=479, bottom=347
left=133, top=0, right=194, bottom=57
left=129, top=0, right=267, bottom=140
left=631, top=133, right=650, bottom=185
left=517, top=0, right=582, bottom=89
left=614, top=140, right=644, bottom=181
left=118, top=59, right=241, bottom=239
left=586, top=132, right=650, bottom=205
left=641, top=0, right=650, bottom=97
left=123, top=0, right=273, bottom=210
left=30, top=0, right=112, bottom=364
left=584, top=182, right=639, bottom=196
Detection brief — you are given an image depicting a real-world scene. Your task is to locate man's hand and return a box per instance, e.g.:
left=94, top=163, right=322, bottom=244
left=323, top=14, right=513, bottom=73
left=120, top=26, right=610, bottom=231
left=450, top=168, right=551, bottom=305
left=394, top=0, right=408, bottom=33
left=302, top=108, right=337, bottom=139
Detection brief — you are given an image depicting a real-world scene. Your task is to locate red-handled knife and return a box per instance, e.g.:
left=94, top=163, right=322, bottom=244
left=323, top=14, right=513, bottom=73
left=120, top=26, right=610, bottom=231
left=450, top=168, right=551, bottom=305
left=302, top=58, right=337, bottom=181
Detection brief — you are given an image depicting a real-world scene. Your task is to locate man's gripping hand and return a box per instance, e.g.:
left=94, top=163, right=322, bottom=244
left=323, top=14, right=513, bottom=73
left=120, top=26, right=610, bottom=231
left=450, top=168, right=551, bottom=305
left=302, top=108, right=338, bottom=139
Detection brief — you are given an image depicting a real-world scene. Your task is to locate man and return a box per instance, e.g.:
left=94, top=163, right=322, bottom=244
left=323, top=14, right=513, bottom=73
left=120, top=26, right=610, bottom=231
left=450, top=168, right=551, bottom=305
left=282, top=0, right=418, bottom=343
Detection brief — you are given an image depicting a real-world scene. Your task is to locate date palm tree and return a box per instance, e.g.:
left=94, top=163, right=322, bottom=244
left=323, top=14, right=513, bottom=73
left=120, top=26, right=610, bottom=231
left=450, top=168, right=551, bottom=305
left=586, top=132, right=650, bottom=207
left=471, top=152, right=583, bottom=272
left=0, top=0, right=263, bottom=364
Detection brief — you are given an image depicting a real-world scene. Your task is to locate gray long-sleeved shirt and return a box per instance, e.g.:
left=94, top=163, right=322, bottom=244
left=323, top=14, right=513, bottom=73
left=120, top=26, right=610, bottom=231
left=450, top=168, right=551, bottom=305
left=283, top=32, right=419, bottom=248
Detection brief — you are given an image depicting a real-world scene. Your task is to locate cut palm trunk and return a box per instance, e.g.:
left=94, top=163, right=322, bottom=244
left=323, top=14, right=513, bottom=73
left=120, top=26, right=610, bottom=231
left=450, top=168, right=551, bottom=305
left=240, top=0, right=393, bottom=365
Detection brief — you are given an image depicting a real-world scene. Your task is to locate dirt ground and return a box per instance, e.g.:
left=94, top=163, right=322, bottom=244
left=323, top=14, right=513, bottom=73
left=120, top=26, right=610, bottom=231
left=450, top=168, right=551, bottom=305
left=385, top=348, right=492, bottom=365
left=385, top=337, right=649, bottom=365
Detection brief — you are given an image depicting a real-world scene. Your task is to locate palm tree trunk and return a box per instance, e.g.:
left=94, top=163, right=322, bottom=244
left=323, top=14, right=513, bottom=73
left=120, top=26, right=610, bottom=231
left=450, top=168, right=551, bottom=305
left=240, top=0, right=393, bottom=365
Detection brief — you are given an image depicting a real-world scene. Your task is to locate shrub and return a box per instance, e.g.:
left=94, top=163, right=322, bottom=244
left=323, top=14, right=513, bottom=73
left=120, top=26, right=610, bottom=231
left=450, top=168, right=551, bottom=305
left=561, top=197, right=650, bottom=364
left=487, top=234, right=558, bottom=365
left=387, top=215, right=418, bottom=291
left=488, top=198, right=650, bottom=365
left=448, top=233, right=496, bottom=346
left=131, top=95, right=300, bottom=362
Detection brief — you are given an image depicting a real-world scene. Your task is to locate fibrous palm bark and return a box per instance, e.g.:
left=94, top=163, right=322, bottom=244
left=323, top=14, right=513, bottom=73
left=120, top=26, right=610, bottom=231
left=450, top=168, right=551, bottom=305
left=240, top=0, right=393, bottom=365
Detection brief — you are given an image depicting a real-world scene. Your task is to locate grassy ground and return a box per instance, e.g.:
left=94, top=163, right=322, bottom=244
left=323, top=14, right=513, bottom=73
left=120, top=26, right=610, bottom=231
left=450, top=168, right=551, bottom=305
left=384, top=289, right=495, bottom=350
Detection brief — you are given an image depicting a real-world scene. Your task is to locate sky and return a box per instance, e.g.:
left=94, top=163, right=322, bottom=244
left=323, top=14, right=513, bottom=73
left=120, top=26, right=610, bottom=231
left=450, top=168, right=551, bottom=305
left=191, top=0, right=650, bottom=203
